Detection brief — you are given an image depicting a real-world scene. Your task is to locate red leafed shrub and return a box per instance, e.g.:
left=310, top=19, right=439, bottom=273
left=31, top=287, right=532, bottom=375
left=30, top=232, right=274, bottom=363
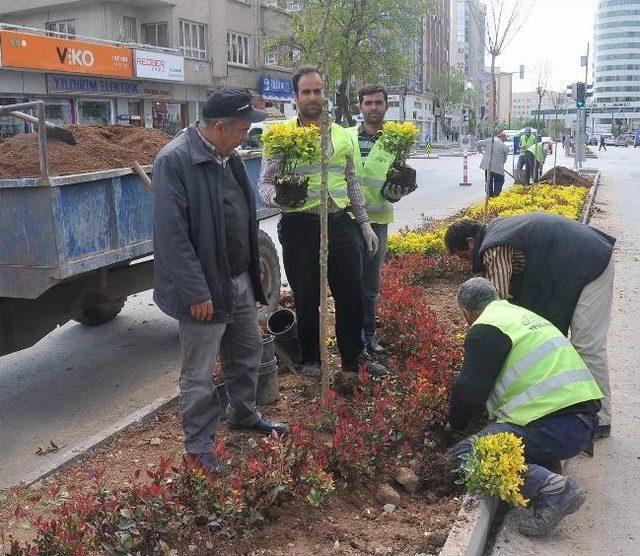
left=4, top=252, right=464, bottom=554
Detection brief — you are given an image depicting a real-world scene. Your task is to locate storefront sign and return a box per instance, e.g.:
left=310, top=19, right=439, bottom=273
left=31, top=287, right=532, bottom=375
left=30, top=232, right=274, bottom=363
left=259, top=74, right=293, bottom=102
left=0, top=30, right=133, bottom=77
left=134, top=50, right=184, bottom=82
left=47, top=75, right=174, bottom=98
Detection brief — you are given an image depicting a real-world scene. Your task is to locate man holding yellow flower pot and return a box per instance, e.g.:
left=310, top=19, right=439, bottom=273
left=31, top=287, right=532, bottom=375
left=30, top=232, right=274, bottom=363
left=346, top=85, right=418, bottom=354
left=259, top=67, right=386, bottom=378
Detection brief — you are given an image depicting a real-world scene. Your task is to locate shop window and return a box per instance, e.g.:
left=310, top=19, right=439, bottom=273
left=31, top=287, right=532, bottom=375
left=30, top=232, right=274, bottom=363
left=0, top=98, right=25, bottom=138
left=44, top=100, right=72, bottom=126
left=77, top=100, right=112, bottom=125
left=227, top=32, right=250, bottom=66
left=153, top=101, right=186, bottom=136
left=180, top=20, right=207, bottom=60
left=121, top=16, right=138, bottom=43
left=143, top=22, right=169, bottom=47
left=45, top=19, right=76, bottom=39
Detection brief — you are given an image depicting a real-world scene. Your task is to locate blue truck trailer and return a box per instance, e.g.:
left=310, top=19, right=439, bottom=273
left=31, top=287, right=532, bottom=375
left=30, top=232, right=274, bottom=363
left=0, top=101, right=280, bottom=356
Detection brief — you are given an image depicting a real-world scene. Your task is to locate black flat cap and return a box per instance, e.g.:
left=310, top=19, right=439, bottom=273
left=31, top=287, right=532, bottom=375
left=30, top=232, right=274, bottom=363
left=202, top=87, right=267, bottom=122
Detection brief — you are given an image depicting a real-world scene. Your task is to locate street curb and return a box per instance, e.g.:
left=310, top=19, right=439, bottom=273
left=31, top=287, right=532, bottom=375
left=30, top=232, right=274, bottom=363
left=440, top=494, right=499, bottom=556
left=15, top=388, right=179, bottom=489
left=439, top=175, right=601, bottom=555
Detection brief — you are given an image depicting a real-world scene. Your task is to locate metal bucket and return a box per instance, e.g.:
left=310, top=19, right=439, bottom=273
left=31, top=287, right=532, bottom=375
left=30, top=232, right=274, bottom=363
left=256, top=357, right=279, bottom=405
left=261, top=333, right=275, bottom=364
left=267, top=308, right=303, bottom=366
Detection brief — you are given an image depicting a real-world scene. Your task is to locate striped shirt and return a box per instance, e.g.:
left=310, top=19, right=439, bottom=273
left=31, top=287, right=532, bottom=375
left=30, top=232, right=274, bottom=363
left=357, top=124, right=381, bottom=159
left=482, top=245, right=526, bottom=299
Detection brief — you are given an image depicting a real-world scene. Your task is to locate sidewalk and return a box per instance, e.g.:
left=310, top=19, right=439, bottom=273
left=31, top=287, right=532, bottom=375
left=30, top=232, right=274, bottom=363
left=489, top=151, right=640, bottom=555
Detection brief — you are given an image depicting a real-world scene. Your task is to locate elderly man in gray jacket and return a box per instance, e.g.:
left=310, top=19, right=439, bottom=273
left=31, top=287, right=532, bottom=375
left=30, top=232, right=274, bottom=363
left=153, top=88, right=288, bottom=475
left=477, top=132, right=510, bottom=197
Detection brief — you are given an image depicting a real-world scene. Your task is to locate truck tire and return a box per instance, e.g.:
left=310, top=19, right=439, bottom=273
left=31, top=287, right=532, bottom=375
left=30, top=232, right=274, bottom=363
left=74, top=296, right=127, bottom=326
left=258, top=229, right=281, bottom=321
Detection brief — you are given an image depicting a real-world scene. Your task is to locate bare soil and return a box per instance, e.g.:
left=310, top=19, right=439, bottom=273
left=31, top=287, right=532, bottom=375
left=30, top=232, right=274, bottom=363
left=538, top=166, right=593, bottom=187
left=0, top=272, right=469, bottom=555
left=0, top=124, right=171, bottom=179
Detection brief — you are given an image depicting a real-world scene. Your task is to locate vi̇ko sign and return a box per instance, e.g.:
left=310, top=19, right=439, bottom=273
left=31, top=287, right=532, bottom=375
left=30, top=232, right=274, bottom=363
left=0, top=30, right=133, bottom=78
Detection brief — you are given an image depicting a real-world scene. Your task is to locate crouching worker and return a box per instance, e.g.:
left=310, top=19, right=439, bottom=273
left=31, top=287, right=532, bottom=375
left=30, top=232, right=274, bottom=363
left=447, top=277, right=602, bottom=537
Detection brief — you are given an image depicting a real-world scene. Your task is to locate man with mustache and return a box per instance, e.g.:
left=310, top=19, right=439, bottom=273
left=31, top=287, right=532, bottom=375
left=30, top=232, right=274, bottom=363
left=259, top=66, right=386, bottom=378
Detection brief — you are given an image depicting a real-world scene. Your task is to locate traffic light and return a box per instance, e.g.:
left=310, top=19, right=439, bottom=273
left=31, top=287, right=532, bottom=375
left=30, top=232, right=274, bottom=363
left=480, top=106, right=486, bottom=119
left=462, top=108, right=468, bottom=123
left=576, top=82, right=586, bottom=109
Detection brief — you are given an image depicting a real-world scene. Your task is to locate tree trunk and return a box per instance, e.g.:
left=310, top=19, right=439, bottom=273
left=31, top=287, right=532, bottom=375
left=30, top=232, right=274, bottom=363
left=319, top=0, right=332, bottom=396
left=484, top=53, right=497, bottom=222
left=337, top=80, right=354, bottom=127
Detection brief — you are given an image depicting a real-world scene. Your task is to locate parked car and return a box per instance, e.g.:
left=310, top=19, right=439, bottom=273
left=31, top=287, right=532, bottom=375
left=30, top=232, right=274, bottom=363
left=603, top=135, right=616, bottom=146
left=242, top=119, right=285, bottom=150
left=587, top=136, right=599, bottom=146
left=615, top=135, right=629, bottom=147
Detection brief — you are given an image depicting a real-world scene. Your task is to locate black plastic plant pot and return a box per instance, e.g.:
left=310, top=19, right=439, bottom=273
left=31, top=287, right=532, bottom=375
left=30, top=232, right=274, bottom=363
left=274, top=174, right=309, bottom=208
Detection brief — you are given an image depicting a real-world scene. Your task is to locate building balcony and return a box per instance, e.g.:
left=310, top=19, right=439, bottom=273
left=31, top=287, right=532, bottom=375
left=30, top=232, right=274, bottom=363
left=0, top=0, right=175, bottom=17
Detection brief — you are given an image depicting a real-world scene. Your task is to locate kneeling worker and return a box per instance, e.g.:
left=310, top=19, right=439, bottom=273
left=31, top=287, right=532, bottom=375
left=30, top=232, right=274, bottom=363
left=448, top=277, right=602, bottom=538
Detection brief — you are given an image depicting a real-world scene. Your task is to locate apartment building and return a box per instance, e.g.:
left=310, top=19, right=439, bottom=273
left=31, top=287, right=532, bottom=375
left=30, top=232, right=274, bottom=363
left=0, top=0, right=295, bottom=137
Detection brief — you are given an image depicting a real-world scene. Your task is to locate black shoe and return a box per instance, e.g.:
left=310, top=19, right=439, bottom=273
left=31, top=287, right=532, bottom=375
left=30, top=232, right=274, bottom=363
left=366, top=337, right=386, bottom=354
left=187, top=452, right=229, bottom=476
left=230, top=416, right=289, bottom=436
left=594, top=424, right=611, bottom=439
left=343, top=351, right=387, bottom=376
left=518, top=477, right=586, bottom=537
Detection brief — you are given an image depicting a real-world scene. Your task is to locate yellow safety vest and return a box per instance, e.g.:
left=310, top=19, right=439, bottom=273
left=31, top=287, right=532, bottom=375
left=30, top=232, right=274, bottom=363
left=473, top=300, right=603, bottom=426
left=345, top=126, right=396, bottom=224
left=277, top=117, right=352, bottom=213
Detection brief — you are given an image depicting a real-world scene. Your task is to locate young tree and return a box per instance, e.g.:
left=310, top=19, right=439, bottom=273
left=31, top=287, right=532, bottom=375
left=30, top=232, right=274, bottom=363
left=534, top=62, right=550, bottom=130
left=549, top=90, right=568, bottom=185
left=429, top=69, right=466, bottom=140
left=281, top=0, right=431, bottom=124
left=468, top=0, right=536, bottom=218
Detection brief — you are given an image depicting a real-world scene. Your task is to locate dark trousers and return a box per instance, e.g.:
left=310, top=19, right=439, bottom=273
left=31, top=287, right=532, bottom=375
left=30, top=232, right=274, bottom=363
left=278, top=211, right=365, bottom=366
left=485, top=171, right=505, bottom=197
left=449, top=412, right=598, bottom=500
left=599, top=143, right=607, bottom=151
left=517, top=151, right=535, bottom=184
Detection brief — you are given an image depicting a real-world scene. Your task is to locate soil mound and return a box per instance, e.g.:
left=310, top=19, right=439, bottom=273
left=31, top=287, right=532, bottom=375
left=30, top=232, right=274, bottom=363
left=538, top=166, right=593, bottom=187
left=0, top=124, right=172, bottom=179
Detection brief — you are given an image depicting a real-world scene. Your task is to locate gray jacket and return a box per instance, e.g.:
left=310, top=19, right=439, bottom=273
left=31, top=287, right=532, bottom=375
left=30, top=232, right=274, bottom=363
left=152, top=124, right=267, bottom=322
left=477, top=138, right=509, bottom=175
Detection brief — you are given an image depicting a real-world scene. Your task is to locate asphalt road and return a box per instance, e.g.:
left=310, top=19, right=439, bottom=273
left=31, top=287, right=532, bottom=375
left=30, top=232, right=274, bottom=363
left=0, top=151, right=496, bottom=489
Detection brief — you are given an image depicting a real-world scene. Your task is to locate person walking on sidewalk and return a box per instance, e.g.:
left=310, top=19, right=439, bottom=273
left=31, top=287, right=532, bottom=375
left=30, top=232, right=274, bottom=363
left=259, top=66, right=386, bottom=378
left=476, top=131, right=509, bottom=197
left=517, top=128, right=537, bottom=184
left=345, top=84, right=416, bottom=354
left=448, top=278, right=602, bottom=538
left=444, top=212, right=616, bottom=438
left=153, top=88, right=288, bottom=475
left=599, top=135, right=607, bottom=152
left=563, top=135, right=572, bottom=157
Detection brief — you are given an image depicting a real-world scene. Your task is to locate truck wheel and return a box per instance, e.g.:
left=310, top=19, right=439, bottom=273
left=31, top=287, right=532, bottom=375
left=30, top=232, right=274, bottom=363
left=257, top=230, right=281, bottom=321
left=74, top=296, right=127, bottom=326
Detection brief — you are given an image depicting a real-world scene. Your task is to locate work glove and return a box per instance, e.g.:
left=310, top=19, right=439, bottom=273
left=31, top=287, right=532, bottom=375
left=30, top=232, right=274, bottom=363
left=360, top=222, right=379, bottom=256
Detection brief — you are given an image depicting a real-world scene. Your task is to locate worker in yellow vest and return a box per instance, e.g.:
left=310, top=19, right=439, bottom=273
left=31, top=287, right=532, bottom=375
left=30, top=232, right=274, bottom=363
left=448, top=278, right=602, bottom=538
left=517, top=127, right=537, bottom=183
left=259, top=66, right=386, bottom=378
left=345, top=84, right=417, bottom=354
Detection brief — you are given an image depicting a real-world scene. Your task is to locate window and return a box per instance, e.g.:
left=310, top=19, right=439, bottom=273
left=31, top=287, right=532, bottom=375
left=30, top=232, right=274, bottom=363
left=264, top=51, right=277, bottom=66
left=227, top=32, right=250, bottom=66
left=180, top=20, right=207, bottom=60
left=121, top=16, right=138, bottom=43
left=287, top=1, right=302, bottom=11
left=45, top=19, right=75, bottom=39
left=143, top=23, right=169, bottom=47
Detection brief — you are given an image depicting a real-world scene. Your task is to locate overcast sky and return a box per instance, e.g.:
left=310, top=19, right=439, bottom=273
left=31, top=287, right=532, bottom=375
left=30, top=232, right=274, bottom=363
left=484, top=0, right=598, bottom=93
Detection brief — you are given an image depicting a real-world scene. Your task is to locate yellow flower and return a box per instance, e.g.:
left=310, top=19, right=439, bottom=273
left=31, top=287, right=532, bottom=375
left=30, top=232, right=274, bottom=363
left=460, top=432, right=529, bottom=506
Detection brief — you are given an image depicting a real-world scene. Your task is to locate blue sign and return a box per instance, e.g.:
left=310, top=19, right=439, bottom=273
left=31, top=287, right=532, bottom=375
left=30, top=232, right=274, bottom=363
left=48, top=75, right=143, bottom=96
left=259, top=75, right=294, bottom=101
